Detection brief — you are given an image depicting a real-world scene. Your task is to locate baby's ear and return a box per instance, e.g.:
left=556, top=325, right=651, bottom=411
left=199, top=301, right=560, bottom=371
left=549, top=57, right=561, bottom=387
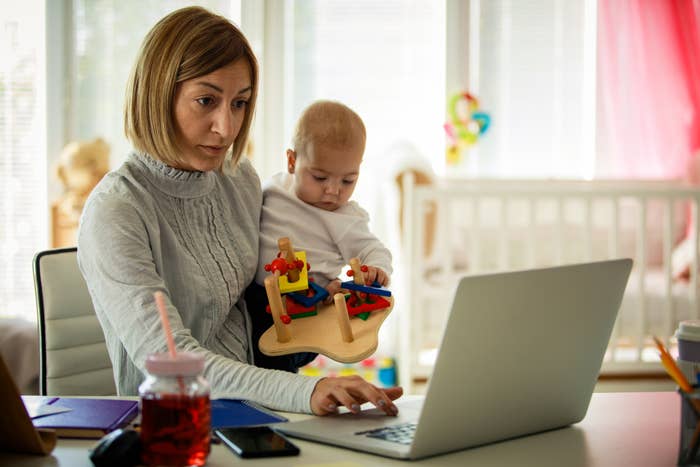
left=286, top=149, right=296, bottom=174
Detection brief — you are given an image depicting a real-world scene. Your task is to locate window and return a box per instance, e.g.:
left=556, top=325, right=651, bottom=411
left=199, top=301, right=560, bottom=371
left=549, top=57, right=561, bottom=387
left=0, top=2, right=47, bottom=320
left=465, top=0, right=597, bottom=178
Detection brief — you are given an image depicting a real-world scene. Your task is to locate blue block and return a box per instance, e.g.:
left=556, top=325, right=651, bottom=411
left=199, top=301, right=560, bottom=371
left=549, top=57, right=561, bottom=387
left=287, top=281, right=329, bottom=307
left=340, top=280, right=392, bottom=297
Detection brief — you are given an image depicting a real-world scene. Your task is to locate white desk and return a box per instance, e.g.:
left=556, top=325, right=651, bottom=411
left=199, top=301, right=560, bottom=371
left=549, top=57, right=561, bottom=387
left=0, top=392, right=679, bottom=466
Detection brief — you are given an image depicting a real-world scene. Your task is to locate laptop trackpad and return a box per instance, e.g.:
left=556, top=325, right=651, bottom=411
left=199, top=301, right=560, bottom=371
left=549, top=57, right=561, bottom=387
left=279, top=398, right=423, bottom=438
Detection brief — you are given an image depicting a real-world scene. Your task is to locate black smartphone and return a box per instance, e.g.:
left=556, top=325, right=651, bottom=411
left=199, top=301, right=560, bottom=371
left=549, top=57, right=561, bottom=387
left=214, top=426, right=300, bottom=458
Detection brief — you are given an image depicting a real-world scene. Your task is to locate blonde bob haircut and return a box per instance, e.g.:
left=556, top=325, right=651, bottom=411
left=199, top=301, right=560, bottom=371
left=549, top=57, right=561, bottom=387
left=125, top=6, right=258, bottom=170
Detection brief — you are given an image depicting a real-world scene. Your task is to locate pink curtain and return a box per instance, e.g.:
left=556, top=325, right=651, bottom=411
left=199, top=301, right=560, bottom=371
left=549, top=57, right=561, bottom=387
left=597, top=0, right=700, bottom=179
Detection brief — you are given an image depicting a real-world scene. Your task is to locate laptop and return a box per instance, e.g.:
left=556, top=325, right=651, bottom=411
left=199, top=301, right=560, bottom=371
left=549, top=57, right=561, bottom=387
left=276, top=258, right=633, bottom=460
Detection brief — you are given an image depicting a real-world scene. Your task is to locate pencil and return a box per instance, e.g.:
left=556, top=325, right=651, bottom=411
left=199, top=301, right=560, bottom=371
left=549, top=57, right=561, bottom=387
left=653, top=336, right=693, bottom=393
left=653, top=336, right=672, bottom=359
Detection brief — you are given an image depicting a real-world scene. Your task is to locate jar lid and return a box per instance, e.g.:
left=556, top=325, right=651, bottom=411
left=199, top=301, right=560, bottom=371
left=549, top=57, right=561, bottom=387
left=145, top=351, right=205, bottom=376
left=677, top=320, right=700, bottom=342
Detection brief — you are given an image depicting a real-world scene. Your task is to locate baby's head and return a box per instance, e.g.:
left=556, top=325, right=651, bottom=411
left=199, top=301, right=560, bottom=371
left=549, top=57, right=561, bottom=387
left=287, top=100, right=365, bottom=211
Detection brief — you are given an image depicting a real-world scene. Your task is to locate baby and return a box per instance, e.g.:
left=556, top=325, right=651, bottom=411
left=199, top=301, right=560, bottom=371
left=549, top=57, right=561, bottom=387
left=255, top=100, right=392, bottom=300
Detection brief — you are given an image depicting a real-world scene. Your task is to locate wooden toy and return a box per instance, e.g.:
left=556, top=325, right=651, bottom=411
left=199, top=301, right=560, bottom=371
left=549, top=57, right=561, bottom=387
left=263, top=273, right=290, bottom=343
left=258, top=240, right=393, bottom=363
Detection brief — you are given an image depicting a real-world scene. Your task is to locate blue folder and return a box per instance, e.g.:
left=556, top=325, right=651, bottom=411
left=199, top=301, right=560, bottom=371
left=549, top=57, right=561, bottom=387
left=211, top=399, right=287, bottom=429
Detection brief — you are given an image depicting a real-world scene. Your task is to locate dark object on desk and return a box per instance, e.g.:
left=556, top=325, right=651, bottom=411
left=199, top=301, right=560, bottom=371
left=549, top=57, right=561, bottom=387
left=89, top=428, right=140, bottom=467
left=678, top=388, right=700, bottom=466
left=21, top=396, right=138, bottom=439
left=214, top=426, right=300, bottom=458
left=211, top=398, right=287, bottom=429
left=0, top=354, right=56, bottom=455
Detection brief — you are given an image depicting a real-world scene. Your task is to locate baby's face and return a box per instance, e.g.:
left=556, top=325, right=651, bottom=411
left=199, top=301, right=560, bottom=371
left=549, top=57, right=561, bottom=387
left=288, top=143, right=363, bottom=211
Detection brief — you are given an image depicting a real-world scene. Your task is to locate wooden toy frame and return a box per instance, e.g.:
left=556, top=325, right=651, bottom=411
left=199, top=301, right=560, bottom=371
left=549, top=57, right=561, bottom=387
left=258, top=238, right=393, bottom=363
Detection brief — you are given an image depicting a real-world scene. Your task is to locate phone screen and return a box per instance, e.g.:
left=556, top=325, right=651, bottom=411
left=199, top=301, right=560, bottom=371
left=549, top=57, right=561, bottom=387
left=214, top=426, right=300, bottom=458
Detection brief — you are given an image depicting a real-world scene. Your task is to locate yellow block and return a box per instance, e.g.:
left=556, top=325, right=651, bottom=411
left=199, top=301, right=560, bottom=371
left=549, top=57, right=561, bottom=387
left=278, top=250, right=309, bottom=293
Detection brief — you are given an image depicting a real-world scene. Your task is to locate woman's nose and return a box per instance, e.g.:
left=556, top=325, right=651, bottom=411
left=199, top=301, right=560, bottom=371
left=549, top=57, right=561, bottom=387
left=211, top=107, right=233, bottom=138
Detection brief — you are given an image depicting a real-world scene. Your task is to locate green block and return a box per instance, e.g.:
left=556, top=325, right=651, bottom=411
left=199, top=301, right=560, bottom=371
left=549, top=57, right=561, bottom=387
left=290, top=310, right=317, bottom=319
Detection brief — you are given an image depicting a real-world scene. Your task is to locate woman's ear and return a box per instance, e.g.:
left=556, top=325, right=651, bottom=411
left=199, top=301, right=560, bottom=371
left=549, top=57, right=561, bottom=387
left=286, top=149, right=296, bottom=174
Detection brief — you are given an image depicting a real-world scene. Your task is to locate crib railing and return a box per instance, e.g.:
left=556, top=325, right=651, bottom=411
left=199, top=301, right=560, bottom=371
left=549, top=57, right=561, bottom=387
left=400, top=173, right=700, bottom=389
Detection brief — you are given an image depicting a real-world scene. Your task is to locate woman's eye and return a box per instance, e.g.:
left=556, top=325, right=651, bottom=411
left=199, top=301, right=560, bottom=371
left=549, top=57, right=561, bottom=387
left=342, top=179, right=356, bottom=185
left=196, top=97, right=214, bottom=106
left=313, top=176, right=327, bottom=182
left=232, top=99, right=248, bottom=109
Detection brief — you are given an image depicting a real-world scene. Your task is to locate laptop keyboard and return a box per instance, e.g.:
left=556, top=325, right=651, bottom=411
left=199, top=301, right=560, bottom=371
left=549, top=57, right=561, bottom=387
left=356, top=422, right=417, bottom=445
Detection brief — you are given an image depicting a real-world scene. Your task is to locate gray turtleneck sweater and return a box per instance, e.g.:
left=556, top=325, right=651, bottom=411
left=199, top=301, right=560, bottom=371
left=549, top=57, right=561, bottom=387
left=77, top=152, right=320, bottom=413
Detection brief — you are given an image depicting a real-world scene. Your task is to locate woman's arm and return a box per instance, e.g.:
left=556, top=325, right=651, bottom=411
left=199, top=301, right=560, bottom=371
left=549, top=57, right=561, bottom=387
left=77, top=192, right=320, bottom=413
left=337, top=204, right=393, bottom=284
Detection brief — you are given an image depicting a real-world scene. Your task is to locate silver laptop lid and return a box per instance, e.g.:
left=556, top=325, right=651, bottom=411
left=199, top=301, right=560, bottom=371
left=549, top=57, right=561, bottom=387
left=410, top=259, right=632, bottom=458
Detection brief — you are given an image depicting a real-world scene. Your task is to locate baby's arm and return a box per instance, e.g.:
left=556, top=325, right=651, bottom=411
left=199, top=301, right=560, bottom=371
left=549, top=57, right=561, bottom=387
left=336, top=204, right=393, bottom=289
left=323, top=278, right=343, bottom=305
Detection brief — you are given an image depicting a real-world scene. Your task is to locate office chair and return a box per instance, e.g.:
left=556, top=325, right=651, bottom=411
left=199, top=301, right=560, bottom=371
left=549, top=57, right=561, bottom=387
left=33, top=247, right=116, bottom=395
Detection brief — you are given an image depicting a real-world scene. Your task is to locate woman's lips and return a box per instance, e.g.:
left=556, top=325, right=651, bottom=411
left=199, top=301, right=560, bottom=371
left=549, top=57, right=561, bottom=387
left=200, top=145, right=227, bottom=156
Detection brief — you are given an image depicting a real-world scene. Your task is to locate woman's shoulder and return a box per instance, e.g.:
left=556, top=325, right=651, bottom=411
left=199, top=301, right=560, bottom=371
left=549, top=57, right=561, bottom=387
left=82, top=157, right=158, bottom=219
left=221, top=157, right=262, bottom=207
left=227, top=157, right=260, bottom=185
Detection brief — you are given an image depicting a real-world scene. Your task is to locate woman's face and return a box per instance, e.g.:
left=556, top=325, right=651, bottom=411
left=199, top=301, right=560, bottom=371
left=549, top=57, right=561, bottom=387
left=172, top=59, right=252, bottom=172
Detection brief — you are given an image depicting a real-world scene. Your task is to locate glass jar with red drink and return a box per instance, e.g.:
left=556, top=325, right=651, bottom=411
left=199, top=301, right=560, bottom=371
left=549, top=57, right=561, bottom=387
left=139, top=352, right=211, bottom=467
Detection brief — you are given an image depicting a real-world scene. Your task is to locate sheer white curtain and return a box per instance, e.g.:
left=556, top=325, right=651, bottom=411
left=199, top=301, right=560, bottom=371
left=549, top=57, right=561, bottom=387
left=464, top=0, right=597, bottom=179
left=0, top=2, right=47, bottom=320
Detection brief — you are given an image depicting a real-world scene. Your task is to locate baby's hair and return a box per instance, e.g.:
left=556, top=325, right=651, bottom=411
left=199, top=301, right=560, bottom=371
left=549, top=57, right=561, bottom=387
left=292, top=100, right=366, bottom=157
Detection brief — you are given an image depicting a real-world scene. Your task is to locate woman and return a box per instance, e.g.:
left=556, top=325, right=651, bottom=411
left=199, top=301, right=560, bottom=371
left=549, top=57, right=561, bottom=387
left=77, top=6, right=401, bottom=416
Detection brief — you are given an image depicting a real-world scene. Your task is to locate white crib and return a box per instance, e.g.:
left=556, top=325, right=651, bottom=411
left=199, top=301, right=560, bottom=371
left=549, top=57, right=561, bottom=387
left=399, top=173, right=700, bottom=390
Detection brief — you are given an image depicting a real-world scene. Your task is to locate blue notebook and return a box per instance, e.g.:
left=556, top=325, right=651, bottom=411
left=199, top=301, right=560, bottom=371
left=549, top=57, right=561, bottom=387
left=21, top=396, right=138, bottom=439
left=211, top=399, right=287, bottom=429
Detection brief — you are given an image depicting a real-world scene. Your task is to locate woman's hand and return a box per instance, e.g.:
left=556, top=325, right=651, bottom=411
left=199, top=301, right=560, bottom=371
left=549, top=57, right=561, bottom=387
left=310, top=375, right=403, bottom=416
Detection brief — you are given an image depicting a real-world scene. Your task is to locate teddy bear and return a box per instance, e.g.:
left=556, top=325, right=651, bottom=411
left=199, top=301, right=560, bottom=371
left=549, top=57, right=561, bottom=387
left=51, top=138, right=110, bottom=247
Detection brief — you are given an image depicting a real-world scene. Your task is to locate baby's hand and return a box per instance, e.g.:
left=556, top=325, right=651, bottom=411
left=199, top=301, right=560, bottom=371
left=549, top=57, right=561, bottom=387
left=323, top=279, right=343, bottom=305
left=364, top=266, right=389, bottom=287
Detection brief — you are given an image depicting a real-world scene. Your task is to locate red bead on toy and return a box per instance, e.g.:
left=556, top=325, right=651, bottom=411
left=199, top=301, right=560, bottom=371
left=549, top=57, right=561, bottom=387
left=281, top=315, right=292, bottom=324
left=347, top=270, right=354, bottom=277
left=361, top=265, right=368, bottom=273
left=265, top=257, right=288, bottom=274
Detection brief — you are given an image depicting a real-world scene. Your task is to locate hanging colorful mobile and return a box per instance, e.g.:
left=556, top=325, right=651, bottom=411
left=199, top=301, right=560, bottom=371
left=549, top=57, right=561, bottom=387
left=443, top=92, right=490, bottom=166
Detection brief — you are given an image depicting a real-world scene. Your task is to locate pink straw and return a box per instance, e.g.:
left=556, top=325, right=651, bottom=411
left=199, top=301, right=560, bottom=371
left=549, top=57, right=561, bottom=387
left=154, top=291, right=177, bottom=358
